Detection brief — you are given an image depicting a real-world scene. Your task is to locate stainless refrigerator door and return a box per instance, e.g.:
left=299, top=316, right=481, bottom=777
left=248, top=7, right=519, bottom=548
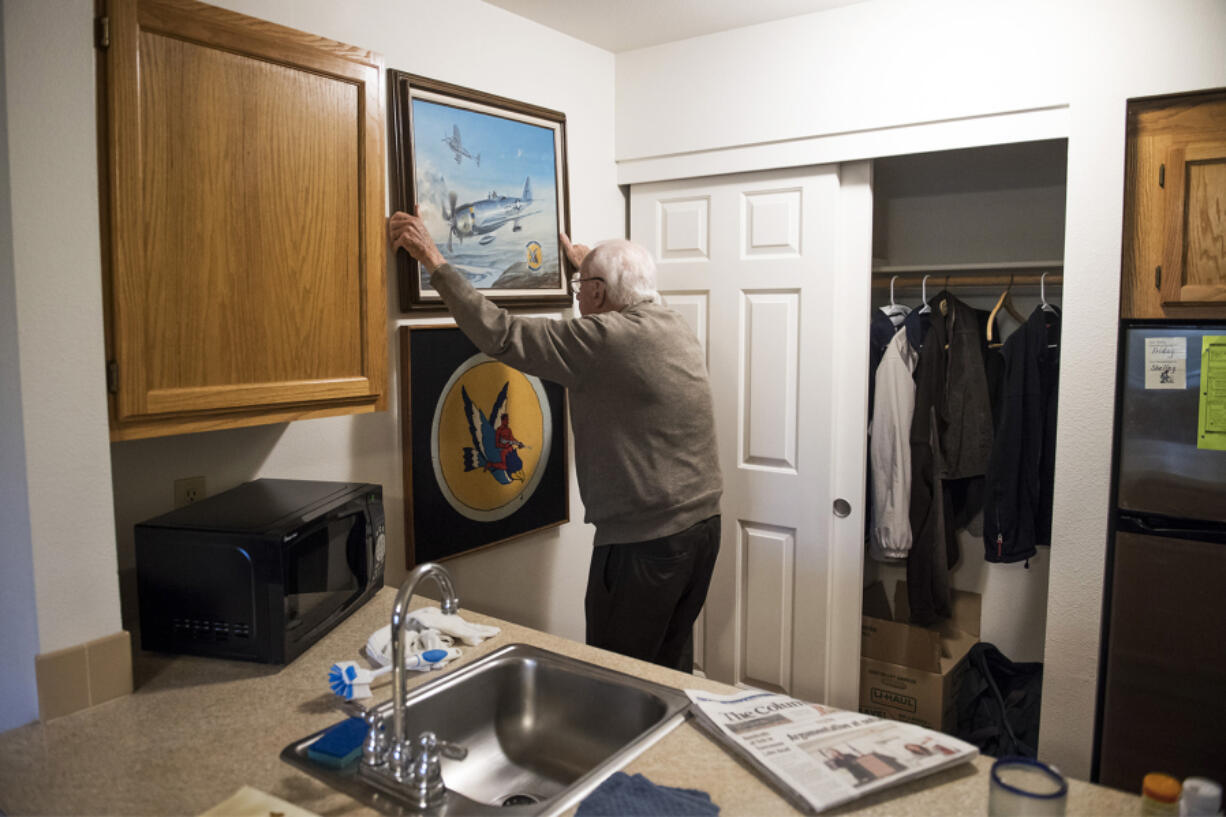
left=1098, top=531, right=1226, bottom=789
left=1117, top=326, right=1226, bottom=523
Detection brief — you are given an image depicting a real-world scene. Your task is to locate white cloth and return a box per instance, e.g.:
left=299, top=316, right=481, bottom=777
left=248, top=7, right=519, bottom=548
left=363, top=609, right=500, bottom=669
left=869, top=326, right=918, bottom=561
left=365, top=625, right=454, bottom=669
left=407, top=607, right=501, bottom=646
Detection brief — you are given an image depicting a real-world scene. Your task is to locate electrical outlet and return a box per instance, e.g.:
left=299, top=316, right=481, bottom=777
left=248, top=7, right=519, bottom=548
left=174, top=476, right=206, bottom=508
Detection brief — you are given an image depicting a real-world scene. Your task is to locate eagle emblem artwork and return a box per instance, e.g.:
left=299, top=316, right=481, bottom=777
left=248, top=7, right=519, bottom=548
left=431, top=353, right=553, bottom=523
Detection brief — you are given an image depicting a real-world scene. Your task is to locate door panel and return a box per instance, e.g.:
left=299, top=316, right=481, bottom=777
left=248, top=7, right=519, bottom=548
left=742, top=521, right=795, bottom=691
left=742, top=290, right=799, bottom=470
left=1099, top=531, right=1226, bottom=789
left=633, top=164, right=871, bottom=705
left=659, top=197, right=711, bottom=261
left=1122, top=90, right=1226, bottom=318
left=105, top=0, right=386, bottom=431
left=1161, top=140, right=1226, bottom=304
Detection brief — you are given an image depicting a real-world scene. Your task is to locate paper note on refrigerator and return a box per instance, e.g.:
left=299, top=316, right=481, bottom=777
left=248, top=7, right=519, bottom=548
left=1145, top=337, right=1187, bottom=389
left=1198, top=337, right=1226, bottom=451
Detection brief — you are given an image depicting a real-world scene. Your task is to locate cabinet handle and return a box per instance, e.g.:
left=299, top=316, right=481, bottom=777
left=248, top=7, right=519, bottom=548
left=1155, top=266, right=1162, bottom=290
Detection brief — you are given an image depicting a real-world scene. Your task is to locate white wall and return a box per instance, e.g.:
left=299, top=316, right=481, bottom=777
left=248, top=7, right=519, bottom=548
left=614, top=0, right=1226, bottom=780
left=0, top=3, right=42, bottom=734
left=2, top=0, right=617, bottom=730
left=4, top=1, right=123, bottom=666
left=615, top=0, right=1073, bottom=166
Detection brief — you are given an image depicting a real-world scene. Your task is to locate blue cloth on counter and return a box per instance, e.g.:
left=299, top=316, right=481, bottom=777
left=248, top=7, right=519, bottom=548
left=576, top=772, right=719, bottom=817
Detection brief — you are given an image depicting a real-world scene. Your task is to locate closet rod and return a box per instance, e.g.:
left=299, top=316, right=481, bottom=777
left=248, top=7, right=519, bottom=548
left=870, top=272, right=1063, bottom=290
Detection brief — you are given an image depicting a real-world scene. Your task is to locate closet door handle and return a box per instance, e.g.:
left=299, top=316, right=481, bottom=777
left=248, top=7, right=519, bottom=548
left=832, top=498, right=852, bottom=518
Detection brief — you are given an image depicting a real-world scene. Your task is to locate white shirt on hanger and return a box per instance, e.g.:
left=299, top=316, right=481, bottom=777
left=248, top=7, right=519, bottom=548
left=869, top=325, right=918, bottom=561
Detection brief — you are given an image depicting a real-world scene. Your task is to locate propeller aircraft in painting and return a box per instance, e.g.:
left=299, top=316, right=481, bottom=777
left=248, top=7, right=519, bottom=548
left=441, top=177, right=538, bottom=252
left=442, top=125, right=480, bottom=166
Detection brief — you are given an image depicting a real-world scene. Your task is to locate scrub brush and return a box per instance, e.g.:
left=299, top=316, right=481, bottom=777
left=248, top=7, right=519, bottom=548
left=327, top=649, right=462, bottom=700
left=327, top=661, right=391, bottom=701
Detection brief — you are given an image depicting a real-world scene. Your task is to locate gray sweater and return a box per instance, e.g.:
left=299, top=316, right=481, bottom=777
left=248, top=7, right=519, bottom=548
left=430, top=263, right=722, bottom=545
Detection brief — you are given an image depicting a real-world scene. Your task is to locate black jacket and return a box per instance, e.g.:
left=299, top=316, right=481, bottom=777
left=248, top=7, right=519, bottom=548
left=907, top=293, right=994, bottom=624
left=982, top=306, right=1061, bottom=563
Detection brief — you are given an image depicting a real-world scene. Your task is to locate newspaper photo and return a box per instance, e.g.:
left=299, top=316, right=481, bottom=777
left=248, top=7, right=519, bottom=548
left=685, top=689, right=977, bottom=813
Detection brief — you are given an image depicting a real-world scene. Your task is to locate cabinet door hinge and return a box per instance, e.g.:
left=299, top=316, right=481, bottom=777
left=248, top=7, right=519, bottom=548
left=1158, top=163, right=1165, bottom=188
left=95, top=16, right=110, bottom=49
left=106, top=361, right=118, bottom=394
left=1155, top=265, right=1162, bottom=290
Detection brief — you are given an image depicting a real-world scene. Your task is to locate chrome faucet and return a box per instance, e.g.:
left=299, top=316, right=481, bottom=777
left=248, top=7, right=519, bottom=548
left=387, top=562, right=459, bottom=782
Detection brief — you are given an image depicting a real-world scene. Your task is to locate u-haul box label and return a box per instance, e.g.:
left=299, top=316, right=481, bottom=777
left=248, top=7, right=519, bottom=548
left=870, top=687, right=917, bottom=713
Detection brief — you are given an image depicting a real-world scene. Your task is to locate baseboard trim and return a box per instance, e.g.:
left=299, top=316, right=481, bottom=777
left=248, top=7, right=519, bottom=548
left=34, top=631, right=133, bottom=721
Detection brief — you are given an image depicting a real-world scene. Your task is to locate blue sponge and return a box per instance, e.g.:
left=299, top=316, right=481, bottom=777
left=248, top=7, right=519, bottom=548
left=306, top=717, right=367, bottom=768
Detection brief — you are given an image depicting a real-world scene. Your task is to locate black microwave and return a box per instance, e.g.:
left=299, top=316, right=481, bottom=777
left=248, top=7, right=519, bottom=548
left=135, top=479, right=385, bottom=664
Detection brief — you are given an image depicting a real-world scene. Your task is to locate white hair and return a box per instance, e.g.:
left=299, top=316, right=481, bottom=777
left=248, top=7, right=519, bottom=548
left=583, top=239, right=661, bottom=308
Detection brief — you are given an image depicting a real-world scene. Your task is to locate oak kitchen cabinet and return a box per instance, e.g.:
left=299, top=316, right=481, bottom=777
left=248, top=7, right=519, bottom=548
left=98, top=0, right=387, bottom=440
left=1121, top=89, right=1226, bottom=319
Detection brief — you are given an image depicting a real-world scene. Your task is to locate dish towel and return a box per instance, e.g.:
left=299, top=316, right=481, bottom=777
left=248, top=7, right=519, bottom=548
left=364, top=610, right=501, bottom=670
left=365, top=624, right=454, bottom=669
left=407, top=606, right=502, bottom=645
left=576, top=772, right=719, bottom=817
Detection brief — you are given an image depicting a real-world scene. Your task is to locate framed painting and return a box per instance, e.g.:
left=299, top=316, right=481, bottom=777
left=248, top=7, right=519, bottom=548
left=400, top=325, right=568, bottom=566
left=389, top=71, right=572, bottom=312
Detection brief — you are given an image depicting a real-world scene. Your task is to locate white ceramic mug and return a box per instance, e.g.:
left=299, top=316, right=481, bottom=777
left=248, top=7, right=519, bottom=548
left=989, top=757, right=1069, bottom=817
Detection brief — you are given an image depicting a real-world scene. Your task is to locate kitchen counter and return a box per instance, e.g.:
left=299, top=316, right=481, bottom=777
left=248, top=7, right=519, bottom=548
left=0, top=588, right=1139, bottom=816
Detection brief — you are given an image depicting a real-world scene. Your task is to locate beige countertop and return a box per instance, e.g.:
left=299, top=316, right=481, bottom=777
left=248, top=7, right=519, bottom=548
left=0, top=588, right=1139, bottom=816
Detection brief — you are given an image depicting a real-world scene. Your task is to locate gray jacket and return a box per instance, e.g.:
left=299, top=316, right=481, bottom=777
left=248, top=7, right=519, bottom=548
left=430, top=264, right=722, bottom=545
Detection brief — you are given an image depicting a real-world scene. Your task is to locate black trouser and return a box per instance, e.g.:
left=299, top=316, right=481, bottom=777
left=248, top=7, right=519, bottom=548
left=584, top=515, right=720, bottom=673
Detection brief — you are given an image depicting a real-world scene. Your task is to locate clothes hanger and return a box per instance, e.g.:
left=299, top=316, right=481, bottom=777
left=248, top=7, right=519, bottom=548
left=986, top=275, right=1026, bottom=346
left=918, top=274, right=932, bottom=314
left=1040, top=272, right=1060, bottom=350
left=878, top=275, right=911, bottom=323
left=1040, top=272, right=1058, bottom=313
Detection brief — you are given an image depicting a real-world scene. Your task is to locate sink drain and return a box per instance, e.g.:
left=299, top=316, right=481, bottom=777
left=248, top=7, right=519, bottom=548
left=501, top=793, right=540, bottom=807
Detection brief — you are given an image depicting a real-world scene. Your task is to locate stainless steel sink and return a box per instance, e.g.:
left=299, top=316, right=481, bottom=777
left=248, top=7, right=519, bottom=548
left=282, top=643, right=692, bottom=815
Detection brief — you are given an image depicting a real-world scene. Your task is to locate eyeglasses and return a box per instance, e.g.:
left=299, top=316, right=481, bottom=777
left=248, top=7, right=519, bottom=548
left=569, top=274, right=605, bottom=292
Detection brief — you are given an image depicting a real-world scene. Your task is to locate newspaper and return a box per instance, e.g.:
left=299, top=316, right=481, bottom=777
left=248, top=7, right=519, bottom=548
left=685, top=688, right=977, bottom=813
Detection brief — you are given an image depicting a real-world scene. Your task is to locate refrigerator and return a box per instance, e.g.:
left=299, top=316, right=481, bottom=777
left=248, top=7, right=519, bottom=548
left=1095, top=322, right=1226, bottom=790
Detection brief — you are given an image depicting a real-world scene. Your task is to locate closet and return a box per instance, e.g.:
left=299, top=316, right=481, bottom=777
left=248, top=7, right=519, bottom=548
left=864, top=140, right=1068, bottom=666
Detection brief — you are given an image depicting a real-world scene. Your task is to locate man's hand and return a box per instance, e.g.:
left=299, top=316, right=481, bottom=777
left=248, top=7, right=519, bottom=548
left=389, top=209, right=446, bottom=272
left=559, top=232, right=590, bottom=270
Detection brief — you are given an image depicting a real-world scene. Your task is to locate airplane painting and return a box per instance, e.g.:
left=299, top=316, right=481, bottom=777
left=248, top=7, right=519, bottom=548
left=403, top=90, right=569, bottom=307
left=443, top=125, right=480, bottom=166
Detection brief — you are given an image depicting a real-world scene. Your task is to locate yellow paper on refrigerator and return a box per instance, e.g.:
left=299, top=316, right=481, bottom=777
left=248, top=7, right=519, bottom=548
left=1198, top=336, right=1226, bottom=451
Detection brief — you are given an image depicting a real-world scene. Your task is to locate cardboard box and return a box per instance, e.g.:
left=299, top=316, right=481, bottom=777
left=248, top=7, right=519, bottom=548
left=859, top=581, right=981, bottom=733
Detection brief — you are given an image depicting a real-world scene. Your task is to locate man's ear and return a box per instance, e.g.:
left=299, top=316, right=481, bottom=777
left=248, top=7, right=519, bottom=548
left=591, top=282, right=608, bottom=311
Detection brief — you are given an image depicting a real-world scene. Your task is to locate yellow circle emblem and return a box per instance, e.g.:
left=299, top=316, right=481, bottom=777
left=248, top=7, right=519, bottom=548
left=526, top=241, right=543, bottom=271
left=431, top=355, right=552, bottom=521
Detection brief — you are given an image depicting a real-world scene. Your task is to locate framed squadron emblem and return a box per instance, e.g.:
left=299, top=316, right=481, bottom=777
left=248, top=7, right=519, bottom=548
left=400, top=326, right=568, bottom=565
left=389, top=71, right=572, bottom=311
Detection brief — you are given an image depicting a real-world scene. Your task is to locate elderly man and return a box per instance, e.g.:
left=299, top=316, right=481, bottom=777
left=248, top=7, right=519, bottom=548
left=389, top=210, right=722, bottom=672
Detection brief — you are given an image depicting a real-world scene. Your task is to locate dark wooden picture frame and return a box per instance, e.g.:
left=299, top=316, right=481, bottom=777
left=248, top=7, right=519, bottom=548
left=389, top=71, right=572, bottom=312
left=400, top=325, right=568, bottom=566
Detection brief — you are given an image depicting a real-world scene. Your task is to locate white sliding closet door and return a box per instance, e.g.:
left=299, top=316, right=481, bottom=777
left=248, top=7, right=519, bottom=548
left=630, top=163, right=872, bottom=706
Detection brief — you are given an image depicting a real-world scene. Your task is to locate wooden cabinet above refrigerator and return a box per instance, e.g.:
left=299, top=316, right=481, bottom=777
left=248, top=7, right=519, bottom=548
left=98, top=0, right=387, bottom=440
left=1121, top=89, right=1226, bottom=319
